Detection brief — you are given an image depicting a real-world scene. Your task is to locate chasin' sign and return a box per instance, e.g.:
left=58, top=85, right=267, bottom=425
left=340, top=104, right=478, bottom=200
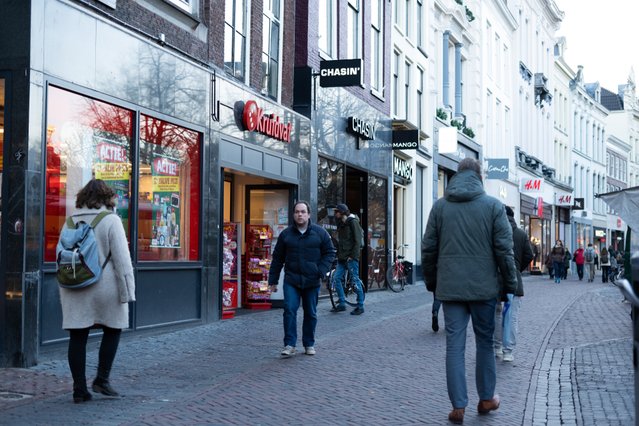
left=242, top=100, right=292, bottom=143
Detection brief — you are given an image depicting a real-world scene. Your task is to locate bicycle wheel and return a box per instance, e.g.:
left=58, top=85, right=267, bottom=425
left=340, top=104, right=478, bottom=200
left=343, top=275, right=360, bottom=307
left=387, top=264, right=405, bottom=292
left=327, top=270, right=340, bottom=309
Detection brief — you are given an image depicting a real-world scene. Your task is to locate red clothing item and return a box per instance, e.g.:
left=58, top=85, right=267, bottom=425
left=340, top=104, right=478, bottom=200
left=573, top=248, right=585, bottom=265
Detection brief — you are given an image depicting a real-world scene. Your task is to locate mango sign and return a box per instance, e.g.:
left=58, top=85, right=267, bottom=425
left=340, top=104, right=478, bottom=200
left=152, top=176, right=180, bottom=192
left=94, top=162, right=130, bottom=180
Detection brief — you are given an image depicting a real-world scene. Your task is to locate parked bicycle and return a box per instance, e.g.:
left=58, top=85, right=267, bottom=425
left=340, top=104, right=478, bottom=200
left=367, top=246, right=387, bottom=290
left=610, top=265, right=625, bottom=284
left=387, top=244, right=409, bottom=292
left=325, top=261, right=360, bottom=308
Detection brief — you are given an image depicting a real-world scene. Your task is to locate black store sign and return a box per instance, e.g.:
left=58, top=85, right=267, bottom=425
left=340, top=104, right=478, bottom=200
left=347, top=117, right=376, bottom=140
left=320, top=59, right=363, bottom=87
left=392, top=129, right=419, bottom=150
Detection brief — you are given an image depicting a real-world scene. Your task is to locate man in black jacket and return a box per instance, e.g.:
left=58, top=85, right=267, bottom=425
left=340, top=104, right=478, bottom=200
left=269, top=201, right=336, bottom=357
left=494, top=206, right=534, bottom=362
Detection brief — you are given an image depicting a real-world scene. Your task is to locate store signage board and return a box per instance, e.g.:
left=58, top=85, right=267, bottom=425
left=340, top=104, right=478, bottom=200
left=347, top=116, right=376, bottom=140
left=519, top=177, right=544, bottom=193
left=438, top=127, right=457, bottom=153
left=242, top=100, right=292, bottom=143
left=319, top=59, right=363, bottom=87
left=573, top=197, right=585, bottom=210
left=486, top=159, right=509, bottom=179
left=393, top=156, right=413, bottom=182
left=392, top=129, right=419, bottom=150
left=555, top=194, right=573, bottom=206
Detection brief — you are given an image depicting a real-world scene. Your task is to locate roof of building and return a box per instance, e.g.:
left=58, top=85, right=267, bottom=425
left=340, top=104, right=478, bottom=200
left=600, top=87, right=624, bottom=111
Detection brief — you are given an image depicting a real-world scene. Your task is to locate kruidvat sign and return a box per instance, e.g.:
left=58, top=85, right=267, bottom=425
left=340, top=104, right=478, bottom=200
left=486, top=159, right=509, bottom=179
left=392, top=129, right=419, bottom=150
left=242, top=100, right=292, bottom=143
left=519, top=177, right=544, bottom=193
left=347, top=117, right=376, bottom=140
left=319, top=59, right=363, bottom=87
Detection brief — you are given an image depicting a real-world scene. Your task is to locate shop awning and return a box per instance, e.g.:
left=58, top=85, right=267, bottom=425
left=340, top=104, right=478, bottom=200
left=597, top=185, right=639, bottom=230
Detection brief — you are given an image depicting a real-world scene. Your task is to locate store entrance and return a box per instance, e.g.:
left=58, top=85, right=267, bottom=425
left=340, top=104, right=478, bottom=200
left=221, top=169, right=296, bottom=316
left=344, top=167, right=368, bottom=288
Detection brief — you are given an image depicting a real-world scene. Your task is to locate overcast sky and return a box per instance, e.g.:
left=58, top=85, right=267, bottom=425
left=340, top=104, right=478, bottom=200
left=555, top=0, right=638, bottom=92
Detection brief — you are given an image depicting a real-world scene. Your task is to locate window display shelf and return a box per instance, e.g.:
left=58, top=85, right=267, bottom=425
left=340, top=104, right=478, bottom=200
left=243, top=224, right=273, bottom=308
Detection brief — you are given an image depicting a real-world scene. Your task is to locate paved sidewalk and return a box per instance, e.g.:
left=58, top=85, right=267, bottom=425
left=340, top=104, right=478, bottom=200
left=0, top=273, right=633, bottom=425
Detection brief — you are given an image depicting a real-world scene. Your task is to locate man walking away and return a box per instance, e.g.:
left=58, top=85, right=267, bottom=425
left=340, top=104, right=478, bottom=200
left=268, top=201, right=336, bottom=357
left=422, top=158, right=518, bottom=424
left=573, top=245, right=585, bottom=281
left=330, top=203, right=366, bottom=315
left=494, top=206, right=534, bottom=363
left=584, top=243, right=596, bottom=282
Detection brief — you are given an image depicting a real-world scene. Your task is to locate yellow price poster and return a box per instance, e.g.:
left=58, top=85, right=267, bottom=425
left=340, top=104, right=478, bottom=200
left=95, top=162, right=130, bottom=181
left=152, top=176, right=180, bottom=192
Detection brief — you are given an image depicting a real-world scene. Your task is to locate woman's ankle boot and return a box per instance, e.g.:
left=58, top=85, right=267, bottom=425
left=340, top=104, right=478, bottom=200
left=92, top=377, right=119, bottom=397
left=73, top=382, right=92, bottom=403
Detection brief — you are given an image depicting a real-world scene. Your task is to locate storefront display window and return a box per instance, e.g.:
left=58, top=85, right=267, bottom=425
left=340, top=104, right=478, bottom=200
left=367, top=175, right=387, bottom=287
left=44, top=86, right=134, bottom=262
left=0, top=78, right=4, bottom=254
left=137, top=114, right=200, bottom=261
left=317, top=157, right=345, bottom=225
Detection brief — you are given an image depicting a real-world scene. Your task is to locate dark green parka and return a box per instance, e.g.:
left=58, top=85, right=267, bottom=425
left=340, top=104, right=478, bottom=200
left=421, top=170, right=518, bottom=301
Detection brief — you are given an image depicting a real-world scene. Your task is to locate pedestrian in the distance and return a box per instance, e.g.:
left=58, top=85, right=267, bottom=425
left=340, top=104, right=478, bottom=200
left=329, top=203, right=366, bottom=315
left=584, top=243, right=596, bottom=282
left=573, top=245, right=585, bottom=281
left=422, top=158, right=518, bottom=424
left=494, top=206, right=534, bottom=363
left=550, top=240, right=566, bottom=284
left=268, top=201, right=336, bottom=357
left=600, top=247, right=611, bottom=283
left=59, top=179, right=136, bottom=403
left=563, top=248, right=571, bottom=280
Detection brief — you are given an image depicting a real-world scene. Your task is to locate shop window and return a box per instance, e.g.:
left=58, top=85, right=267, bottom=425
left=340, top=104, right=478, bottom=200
left=44, top=86, right=134, bottom=262
left=137, top=114, right=200, bottom=261
left=317, top=157, right=344, bottom=228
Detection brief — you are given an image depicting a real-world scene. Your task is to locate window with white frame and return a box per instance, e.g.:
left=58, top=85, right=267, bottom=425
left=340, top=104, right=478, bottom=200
left=417, top=0, right=424, bottom=48
left=417, top=67, right=424, bottom=129
left=319, top=0, right=336, bottom=57
left=404, top=60, right=411, bottom=119
left=393, top=51, right=400, bottom=117
left=262, top=0, right=282, bottom=100
left=347, top=0, right=361, bottom=59
left=370, top=0, right=383, bottom=94
left=405, top=0, right=411, bottom=37
left=166, top=0, right=195, bottom=14
left=486, top=21, right=492, bottom=76
left=224, top=0, right=247, bottom=81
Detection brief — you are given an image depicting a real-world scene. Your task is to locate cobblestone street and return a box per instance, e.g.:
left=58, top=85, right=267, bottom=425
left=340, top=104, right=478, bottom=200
left=0, top=273, right=633, bottom=425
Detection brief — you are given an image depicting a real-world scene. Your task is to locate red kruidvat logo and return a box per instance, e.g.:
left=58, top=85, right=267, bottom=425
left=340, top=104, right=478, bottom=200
left=242, top=100, right=292, bottom=143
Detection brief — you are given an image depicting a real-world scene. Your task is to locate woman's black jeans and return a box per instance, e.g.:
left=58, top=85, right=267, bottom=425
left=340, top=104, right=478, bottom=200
left=68, top=326, right=121, bottom=389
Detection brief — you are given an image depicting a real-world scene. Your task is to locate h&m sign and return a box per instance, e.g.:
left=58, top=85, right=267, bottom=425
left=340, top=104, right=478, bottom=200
left=519, top=177, right=544, bottom=193
left=319, top=59, right=363, bottom=87
left=555, top=194, right=573, bottom=206
left=393, top=156, right=413, bottom=182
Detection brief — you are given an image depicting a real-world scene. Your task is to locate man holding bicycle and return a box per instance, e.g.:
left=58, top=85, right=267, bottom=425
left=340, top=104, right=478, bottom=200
left=330, top=203, right=366, bottom=315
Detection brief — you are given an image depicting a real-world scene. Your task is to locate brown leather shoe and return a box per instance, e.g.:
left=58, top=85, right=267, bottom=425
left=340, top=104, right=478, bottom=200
left=448, top=408, right=465, bottom=424
left=477, top=395, right=500, bottom=414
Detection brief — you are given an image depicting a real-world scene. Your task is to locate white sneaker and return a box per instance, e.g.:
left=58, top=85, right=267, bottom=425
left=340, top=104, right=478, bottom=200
left=495, top=347, right=503, bottom=357
left=281, top=345, right=296, bottom=357
left=304, top=346, right=316, bottom=355
left=503, top=352, right=514, bottom=362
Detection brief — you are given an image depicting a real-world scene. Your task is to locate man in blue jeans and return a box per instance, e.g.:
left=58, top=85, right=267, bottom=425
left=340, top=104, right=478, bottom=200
left=330, top=203, right=366, bottom=315
left=268, top=201, right=336, bottom=357
left=422, top=158, right=518, bottom=424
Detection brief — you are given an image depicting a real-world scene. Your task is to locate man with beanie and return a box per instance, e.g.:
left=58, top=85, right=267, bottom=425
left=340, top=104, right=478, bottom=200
left=330, top=203, right=366, bottom=315
left=494, top=205, right=534, bottom=363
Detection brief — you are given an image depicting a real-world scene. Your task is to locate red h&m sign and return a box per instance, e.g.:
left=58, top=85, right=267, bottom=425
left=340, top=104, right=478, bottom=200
left=555, top=194, right=573, bottom=206
left=520, top=177, right=543, bottom=193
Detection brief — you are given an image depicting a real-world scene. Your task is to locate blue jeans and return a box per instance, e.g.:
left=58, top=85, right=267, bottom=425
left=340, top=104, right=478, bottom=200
left=332, top=259, right=365, bottom=308
left=283, top=283, right=320, bottom=348
left=495, top=296, right=522, bottom=355
left=443, top=299, right=497, bottom=409
left=553, top=261, right=564, bottom=283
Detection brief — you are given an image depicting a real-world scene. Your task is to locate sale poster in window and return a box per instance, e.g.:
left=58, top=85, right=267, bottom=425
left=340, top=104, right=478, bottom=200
left=150, top=152, right=181, bottom=248
left=94, top=135, right=130, bottom=220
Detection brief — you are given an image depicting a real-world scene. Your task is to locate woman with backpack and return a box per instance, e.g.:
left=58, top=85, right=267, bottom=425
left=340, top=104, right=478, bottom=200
left=58, top=179, right=135, bottom=403
left=600, top=247, right=611, bottom=283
